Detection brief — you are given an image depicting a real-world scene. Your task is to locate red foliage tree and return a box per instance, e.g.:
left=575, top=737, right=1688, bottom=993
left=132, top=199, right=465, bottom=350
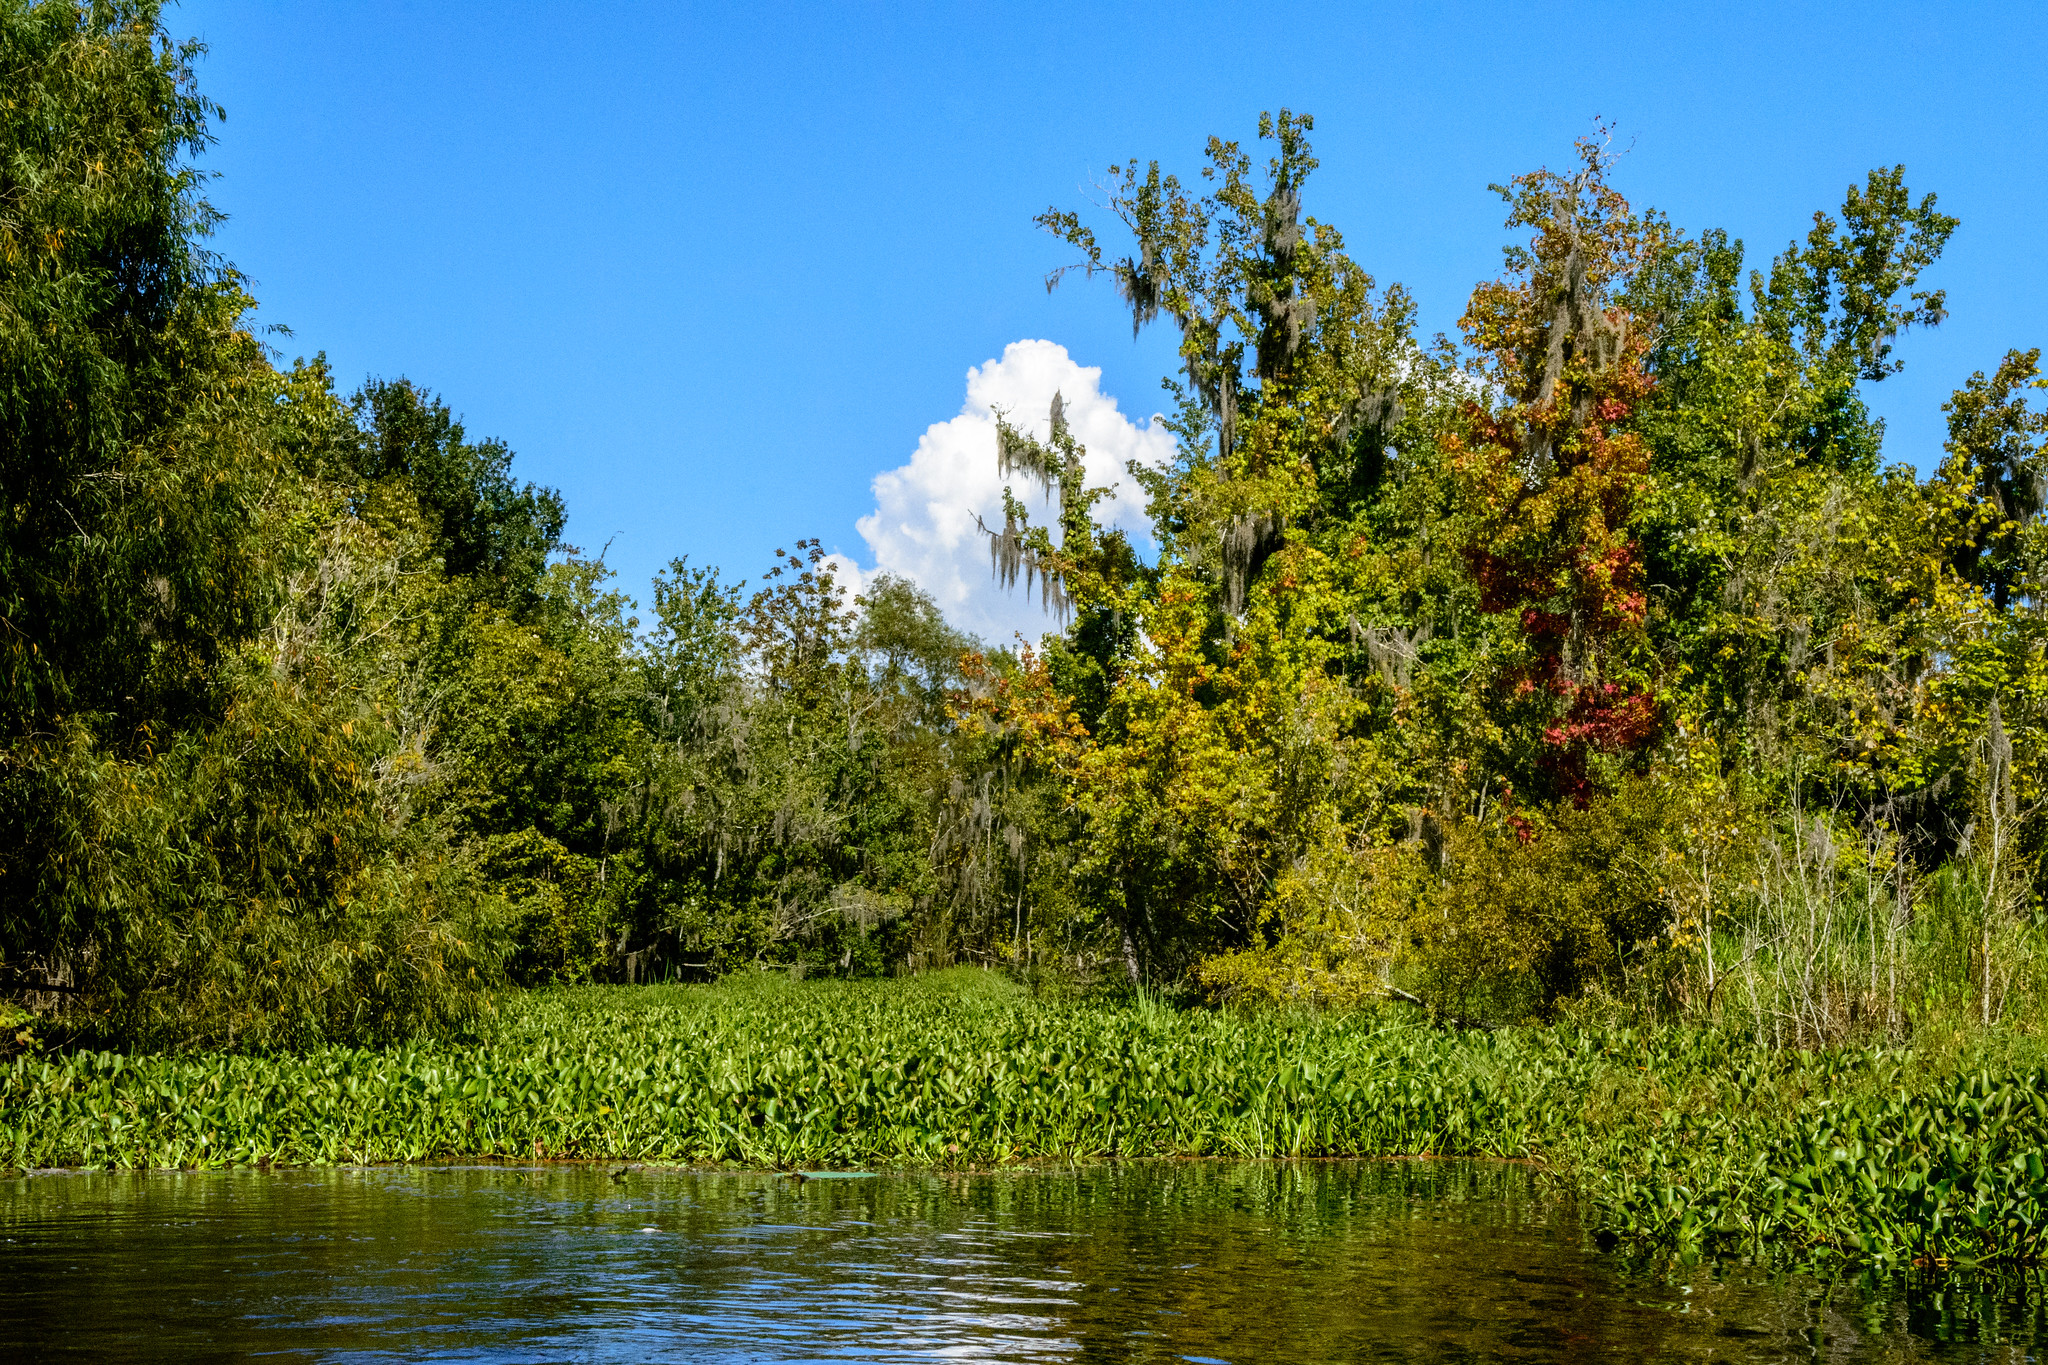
left=1451, top=134, right=1660, bottom=807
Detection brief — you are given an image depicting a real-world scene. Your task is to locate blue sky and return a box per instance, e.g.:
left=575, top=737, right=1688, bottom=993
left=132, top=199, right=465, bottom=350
left=180, top=0, right=2048, bottom=638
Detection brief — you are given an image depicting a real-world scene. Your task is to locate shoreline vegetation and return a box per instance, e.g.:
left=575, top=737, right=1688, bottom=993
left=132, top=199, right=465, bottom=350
left=8, top=973, right=2048, bottom=1271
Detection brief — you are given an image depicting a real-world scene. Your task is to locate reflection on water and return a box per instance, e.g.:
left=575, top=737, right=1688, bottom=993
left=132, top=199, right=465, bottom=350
left=0, top=1159, right=2038, bottom=1362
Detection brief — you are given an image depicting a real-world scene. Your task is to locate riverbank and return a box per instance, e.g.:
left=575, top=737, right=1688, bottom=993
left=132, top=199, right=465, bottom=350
left=5, top=971, right=2046, bottom=1266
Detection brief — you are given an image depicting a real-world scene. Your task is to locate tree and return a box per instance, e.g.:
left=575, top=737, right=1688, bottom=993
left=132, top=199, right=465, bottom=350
left=0, top=0, right=253, bottom=743
left=1451, top=131, right=1660, bottom=808
left=350, top=378, right=565, bottom=599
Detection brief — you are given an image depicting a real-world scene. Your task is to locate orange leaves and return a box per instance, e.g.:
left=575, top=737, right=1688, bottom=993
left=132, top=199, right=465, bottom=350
left=1452, top=135, right=1663, bottom=804
left=954, top=650, right=1090, bottom=772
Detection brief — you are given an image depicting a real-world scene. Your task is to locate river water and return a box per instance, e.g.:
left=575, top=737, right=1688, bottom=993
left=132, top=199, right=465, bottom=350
left=0, top=1159, right=2037, bottom=1362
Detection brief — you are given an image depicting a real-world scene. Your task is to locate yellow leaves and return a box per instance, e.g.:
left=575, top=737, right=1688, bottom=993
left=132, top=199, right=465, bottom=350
left=1197, top=833, right=1425, bottom=1007
left=959, top=649, right=1090, bottom=773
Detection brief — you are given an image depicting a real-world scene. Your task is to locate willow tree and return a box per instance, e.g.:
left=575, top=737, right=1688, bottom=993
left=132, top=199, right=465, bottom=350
left=0, top=3, right=494, bottom=1045
left=0, top=2, right=251, bottom=743
left=0, top=2, right=263, bottom=1001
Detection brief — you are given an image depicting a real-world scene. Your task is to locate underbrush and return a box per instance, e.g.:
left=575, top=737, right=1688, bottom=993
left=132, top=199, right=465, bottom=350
left=5, top=972, right=2047, bottom=1267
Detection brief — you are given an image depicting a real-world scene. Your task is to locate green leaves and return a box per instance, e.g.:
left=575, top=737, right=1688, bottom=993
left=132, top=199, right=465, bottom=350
left=0, top=979, right=1503, bottom=1172
left=347, top=379, right=564, bottom=597
left=1759, top=165, right=1957, bottom=386
left=8, top=977, right=2042, bottom=1266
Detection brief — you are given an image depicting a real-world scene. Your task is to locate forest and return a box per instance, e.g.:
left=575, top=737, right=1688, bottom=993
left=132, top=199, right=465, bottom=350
left=5, top=1, right=2048, bottom=1065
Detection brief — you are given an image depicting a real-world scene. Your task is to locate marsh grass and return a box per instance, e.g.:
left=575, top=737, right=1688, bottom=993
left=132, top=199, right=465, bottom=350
left=1689, top=812, right=2048, bottom=1051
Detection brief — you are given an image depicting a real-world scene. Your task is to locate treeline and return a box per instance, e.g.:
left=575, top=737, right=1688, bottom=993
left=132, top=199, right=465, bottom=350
left=993, top=112, right=2048, bottom=1041
left=0, top=3, right=990, bottom=1046
left=7, top=5, right=2048, bottom=1051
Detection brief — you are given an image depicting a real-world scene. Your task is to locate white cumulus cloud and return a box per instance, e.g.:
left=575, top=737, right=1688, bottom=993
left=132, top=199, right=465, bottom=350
left=852, top=339, right=1175, bottom=645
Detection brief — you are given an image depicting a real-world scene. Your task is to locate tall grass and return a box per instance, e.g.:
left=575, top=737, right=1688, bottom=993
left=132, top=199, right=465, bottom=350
left=1690, top=809, right=2048, bottom=1049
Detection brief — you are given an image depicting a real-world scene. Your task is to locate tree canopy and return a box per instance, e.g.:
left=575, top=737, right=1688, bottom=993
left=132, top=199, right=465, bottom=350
left=5, top=4, right=2045, bottom=1050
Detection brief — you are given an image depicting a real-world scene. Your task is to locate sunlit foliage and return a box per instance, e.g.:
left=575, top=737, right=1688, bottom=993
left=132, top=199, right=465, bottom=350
left=7, top=4, right=2048, bottom=1057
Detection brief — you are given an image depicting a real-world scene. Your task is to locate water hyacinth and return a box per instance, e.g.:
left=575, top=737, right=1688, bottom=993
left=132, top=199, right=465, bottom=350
left=6, top=976, right=2048, bottom=1269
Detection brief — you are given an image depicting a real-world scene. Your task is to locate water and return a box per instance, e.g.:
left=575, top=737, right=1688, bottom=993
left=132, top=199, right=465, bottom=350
left=0, top=1160, right=2038, bottom=1362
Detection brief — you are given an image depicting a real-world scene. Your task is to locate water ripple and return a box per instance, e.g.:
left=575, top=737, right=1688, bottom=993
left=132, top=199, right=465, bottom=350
left=0, top=1162, right=2039, bottom=1362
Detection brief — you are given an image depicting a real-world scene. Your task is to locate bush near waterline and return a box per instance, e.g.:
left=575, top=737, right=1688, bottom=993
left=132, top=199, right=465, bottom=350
left=4, top=976, right=2047, bottom=1267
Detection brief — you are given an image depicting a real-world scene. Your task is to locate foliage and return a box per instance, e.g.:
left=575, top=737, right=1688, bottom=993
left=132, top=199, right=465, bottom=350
left=9, top=979, right=2048, bottom=1268
left=10, top=0, right=2048, bottom=1073
left=990, top=107, right=2048, bottom=1033
left=0, top=0, right=244, bottom=742
left=348, top=377, right=565, bottom=595
left=0, top=2, right=501, bottom=1048
left=1452, top=131, right=1660, bottom=806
